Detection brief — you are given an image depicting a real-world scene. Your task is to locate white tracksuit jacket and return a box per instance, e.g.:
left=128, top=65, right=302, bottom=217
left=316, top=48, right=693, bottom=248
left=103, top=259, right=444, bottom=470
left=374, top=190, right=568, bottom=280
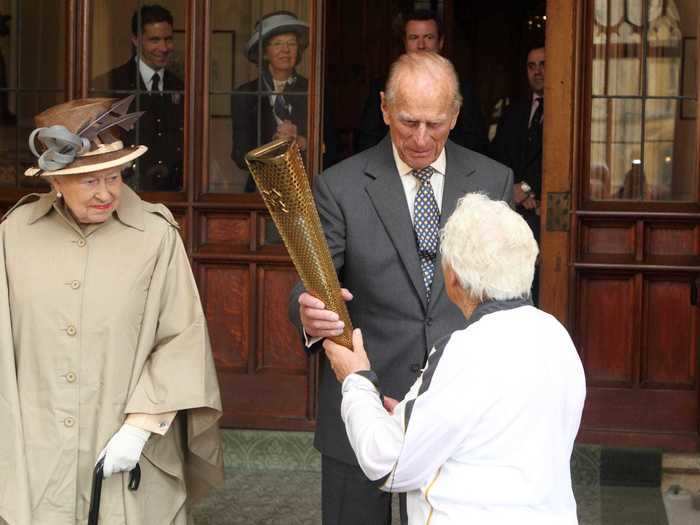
left=341, top=303, right=586, bottom=525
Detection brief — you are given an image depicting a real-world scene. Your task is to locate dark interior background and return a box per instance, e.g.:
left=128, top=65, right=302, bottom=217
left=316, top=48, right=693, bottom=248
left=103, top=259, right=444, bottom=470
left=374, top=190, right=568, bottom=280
left=324, top=0, right=547, bottom=161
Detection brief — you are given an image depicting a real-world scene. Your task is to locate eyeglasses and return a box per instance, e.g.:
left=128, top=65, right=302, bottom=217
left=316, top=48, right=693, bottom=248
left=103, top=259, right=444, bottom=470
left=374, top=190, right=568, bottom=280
left=268, top=40, right=298, bottom=50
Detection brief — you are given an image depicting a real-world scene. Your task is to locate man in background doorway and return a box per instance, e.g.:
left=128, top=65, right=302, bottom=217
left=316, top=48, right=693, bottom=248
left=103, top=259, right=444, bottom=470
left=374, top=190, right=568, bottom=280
left=490, top=43, right=545, bottom=304
left=97, top=4, right=184, bottom=192
left=355, top=9, right=488, bottom=155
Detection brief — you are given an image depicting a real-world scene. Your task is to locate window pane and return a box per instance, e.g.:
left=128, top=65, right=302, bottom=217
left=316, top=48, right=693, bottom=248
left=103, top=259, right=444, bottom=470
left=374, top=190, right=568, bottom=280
left=0, top=124, right=17, bottom=186
left=89, top=0, right=186, bottom=192
left=590, top=99, right=611, bottom=200
left=646, top=98, right=697, bottom=201
left=588, top=0, right=697, bottom=204
left=209, top=0, right=311, bottom=194
left=681, top=38, right=696, bottom=99
left=644, top=98, right=676, bottom=199
left=0, top=1, right=66, bottom=189
left=589, top=95, right=696, bottom=202
left=589, top=98, right=643, bottom=200
left=0, top=0, right=16, bottom=187
left=593, top=0, right=643, bottom=97
left=209, top=94, right=242, bottom=193
left=646, top=0, right=683, bottom=97
left=18, top=0, right=66, bottom=91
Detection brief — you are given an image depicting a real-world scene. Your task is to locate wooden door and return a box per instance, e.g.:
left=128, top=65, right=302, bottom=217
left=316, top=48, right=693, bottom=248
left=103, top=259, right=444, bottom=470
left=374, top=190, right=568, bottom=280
left=542, top=0, right=700, bottom=451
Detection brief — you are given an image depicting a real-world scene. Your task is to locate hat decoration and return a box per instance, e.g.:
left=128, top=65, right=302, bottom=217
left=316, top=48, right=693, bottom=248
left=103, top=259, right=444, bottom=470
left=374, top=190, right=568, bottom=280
left=26, top=95, right=147, bottom=177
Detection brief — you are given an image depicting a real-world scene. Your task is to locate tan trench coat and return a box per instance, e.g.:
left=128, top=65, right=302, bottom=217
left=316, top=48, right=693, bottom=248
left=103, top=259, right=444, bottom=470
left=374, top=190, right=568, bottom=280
left=0, top=187, right=224, bottom=524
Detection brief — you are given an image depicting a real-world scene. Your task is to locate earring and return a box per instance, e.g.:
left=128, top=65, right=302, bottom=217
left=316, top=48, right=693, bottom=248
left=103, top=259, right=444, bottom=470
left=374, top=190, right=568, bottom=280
left=56, top=191, right=62, bottom=198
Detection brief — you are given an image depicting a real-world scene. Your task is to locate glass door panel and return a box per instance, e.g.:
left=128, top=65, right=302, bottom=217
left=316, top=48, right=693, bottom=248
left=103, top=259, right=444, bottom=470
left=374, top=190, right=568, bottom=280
left=588, top=0, right=696, bottom=203
left=89, top=0, right=187, bottom=193
left=208, top=0, right=311, bottom=195
left=0, top=0, right=67, bottom=189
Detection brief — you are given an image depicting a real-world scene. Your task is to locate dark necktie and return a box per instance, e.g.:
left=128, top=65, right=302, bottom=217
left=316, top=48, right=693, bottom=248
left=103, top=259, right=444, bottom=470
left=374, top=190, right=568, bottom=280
left=528, top=97, right=543, bottom=148
left=273, top=91, right=292, bottom=121
left=151, top=72, right=161, bottom=93
left=530, top=96, right=543, bottom=128
left=412, top=166, right=440, bottom=300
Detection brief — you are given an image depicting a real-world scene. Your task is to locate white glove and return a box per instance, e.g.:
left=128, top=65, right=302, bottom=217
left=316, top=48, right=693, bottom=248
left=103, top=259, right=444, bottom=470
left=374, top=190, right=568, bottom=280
left=98, top=423, right=151, bottom=479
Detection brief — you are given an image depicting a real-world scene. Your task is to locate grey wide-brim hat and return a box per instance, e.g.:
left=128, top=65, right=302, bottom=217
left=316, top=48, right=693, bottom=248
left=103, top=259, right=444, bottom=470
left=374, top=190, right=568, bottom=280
left=245, top=11, right=309, bottom=63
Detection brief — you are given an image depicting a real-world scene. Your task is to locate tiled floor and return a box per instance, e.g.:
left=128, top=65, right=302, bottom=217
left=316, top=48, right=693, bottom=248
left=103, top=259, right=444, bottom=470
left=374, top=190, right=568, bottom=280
left=190, top=431, right=670, bottom=524
left=191, top=469, right=671, bottom=525
left=192, top=469, right=322, bottom=524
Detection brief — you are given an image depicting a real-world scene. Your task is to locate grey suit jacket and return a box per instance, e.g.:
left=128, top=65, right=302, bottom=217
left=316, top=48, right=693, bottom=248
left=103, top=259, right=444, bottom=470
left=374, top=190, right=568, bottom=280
left=289, top=136, right=513, bottom=465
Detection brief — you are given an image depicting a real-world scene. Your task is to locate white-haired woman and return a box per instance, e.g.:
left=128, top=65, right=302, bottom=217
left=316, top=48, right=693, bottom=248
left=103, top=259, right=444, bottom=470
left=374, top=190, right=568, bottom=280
left=0, top=97, right=223, bottom=524
left=323, top=193, right=586, bottom=525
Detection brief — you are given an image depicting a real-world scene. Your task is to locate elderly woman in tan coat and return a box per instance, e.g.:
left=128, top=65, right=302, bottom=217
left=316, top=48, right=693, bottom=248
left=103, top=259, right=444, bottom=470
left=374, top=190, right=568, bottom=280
left=0, top=97, right=223, bottom=524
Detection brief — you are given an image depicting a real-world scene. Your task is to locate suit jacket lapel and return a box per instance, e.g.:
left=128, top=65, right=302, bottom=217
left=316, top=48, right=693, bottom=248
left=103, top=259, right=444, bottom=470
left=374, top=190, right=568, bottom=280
left=429, top=141, right=476, bottom=307
left=364, top=138, right=428, bottom=312
left=125, top=61, right=145, bottom=91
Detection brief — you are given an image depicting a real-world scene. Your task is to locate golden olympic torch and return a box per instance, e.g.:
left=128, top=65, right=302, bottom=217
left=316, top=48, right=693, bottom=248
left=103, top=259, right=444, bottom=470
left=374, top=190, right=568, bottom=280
left=245, top=138, right=354, bottom=349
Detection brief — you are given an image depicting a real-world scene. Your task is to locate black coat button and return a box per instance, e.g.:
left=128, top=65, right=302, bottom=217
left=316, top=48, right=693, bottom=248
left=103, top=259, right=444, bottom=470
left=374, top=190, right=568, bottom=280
left=410, top=363, right=421, bottom=373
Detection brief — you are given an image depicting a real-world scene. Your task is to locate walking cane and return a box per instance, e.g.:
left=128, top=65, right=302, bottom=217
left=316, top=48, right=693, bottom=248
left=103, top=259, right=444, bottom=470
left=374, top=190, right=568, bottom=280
left=87, top=457, right=141, bottom=525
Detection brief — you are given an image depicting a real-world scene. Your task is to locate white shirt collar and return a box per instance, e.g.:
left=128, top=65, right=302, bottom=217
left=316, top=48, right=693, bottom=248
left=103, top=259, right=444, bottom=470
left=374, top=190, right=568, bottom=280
left=136, top=57, right=164, bottom=91
left=391, top=144, right=447, bottom=177
left=272, top=78, right=288, bottom=92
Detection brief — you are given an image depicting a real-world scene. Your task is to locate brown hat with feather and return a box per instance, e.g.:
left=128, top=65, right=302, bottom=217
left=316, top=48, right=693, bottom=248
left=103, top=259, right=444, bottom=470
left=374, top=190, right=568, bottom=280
left=24, top=96, right=147, bottom=177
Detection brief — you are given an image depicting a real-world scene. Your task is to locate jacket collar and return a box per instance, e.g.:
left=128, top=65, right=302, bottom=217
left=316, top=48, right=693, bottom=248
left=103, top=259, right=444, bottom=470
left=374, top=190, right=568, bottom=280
left=364, top=136, right=476, bottom=184
left=465, top=297, right=533, bottom=329
left=27, top=184, right=145, bottom=231
left=113, top=185, right=145, bottom=231
left=26, top=192, right=57, bottom=224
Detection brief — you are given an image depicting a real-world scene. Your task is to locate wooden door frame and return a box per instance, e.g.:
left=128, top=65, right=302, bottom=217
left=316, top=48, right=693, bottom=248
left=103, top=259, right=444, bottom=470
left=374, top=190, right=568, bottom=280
left=539, top=0, right=582, bottom=326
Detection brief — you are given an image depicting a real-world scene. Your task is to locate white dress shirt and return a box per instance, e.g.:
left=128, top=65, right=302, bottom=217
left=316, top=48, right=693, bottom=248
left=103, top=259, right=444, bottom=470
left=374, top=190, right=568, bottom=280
left=137, top=58, right=164, bottom=92
left=392, top=144, right=445, bottom=222
left=342, top=304, right=586, bottom=525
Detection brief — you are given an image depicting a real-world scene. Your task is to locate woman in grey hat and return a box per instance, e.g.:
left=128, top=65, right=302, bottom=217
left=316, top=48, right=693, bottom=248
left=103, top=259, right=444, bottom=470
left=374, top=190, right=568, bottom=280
left=231, top=11, right=310, bottom=192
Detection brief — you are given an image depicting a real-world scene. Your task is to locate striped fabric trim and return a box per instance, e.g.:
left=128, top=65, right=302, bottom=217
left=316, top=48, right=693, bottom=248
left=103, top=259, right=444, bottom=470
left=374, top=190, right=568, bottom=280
left=384, top=297, right=532, bottom=492
left=404, top=333, right=451, bottom=429
left=424, top=466, right=443, bottom=525
left=404, top=297, right=532, bottom=429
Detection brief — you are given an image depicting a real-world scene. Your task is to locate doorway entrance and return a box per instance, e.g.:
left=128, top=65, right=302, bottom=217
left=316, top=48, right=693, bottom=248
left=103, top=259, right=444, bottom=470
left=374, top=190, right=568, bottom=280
left=324, top=0, right=700, bottom=452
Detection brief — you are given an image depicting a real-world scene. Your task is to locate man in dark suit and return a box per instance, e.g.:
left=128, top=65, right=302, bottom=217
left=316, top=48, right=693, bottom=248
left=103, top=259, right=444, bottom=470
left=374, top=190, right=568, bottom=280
left=490, top=44, right=545, bottom=303
left=289, top=52, right=512, bottom=525
left=96, top=4, right=184, bottom=192
left=355, top=9, right=488, bottom=155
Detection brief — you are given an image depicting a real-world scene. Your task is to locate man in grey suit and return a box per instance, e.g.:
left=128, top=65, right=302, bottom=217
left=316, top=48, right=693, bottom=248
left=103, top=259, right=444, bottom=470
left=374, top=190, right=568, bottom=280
left=289, top=52, right=513, bottom=524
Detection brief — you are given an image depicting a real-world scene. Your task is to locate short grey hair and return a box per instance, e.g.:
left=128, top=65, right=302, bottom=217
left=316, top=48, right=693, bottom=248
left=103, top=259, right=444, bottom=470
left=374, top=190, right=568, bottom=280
left=384, top=52, right=463, bottom=112
left=440, top=193, right=539, bottom=301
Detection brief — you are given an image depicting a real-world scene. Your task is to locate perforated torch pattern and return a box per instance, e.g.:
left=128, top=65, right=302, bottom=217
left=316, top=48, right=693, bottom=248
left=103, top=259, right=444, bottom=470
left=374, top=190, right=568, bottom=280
left=246, top=139, right=354, bottom=350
